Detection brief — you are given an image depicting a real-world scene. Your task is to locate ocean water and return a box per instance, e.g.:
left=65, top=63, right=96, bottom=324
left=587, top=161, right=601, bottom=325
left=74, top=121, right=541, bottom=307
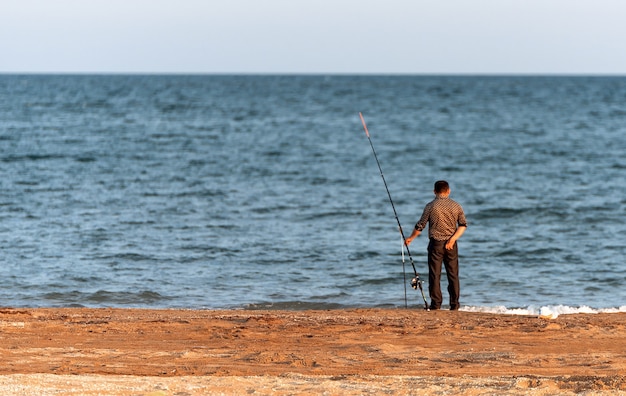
left=1, top=74, right=625, bottom=312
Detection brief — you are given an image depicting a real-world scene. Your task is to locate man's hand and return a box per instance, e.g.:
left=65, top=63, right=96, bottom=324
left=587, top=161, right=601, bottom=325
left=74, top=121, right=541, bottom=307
left=445, top=239, right=456, bottom=250
left=405, top=229, right=421, bottom=246
left=446, top=226, right=466, bottom=250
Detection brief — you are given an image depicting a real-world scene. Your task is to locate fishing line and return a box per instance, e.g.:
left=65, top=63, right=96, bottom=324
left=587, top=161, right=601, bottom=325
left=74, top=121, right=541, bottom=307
left=359, top=112, right=429, bottom=310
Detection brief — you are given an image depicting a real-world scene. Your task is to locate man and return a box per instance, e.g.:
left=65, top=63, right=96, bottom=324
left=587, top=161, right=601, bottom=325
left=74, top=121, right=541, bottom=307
left=405, top=180, right=467, bottom=311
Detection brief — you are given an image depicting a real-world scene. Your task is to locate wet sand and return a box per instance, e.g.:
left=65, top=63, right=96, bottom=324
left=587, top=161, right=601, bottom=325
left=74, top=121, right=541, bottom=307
left=1, top=308, right=625, bottom=394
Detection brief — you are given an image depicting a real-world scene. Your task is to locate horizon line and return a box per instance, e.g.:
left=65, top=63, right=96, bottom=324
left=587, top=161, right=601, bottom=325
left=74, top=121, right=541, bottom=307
left=2, top=71, right=626, bottom=77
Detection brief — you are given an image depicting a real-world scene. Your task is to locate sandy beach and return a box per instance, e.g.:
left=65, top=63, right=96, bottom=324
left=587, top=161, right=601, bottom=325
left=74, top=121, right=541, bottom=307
left=1, top=308, right=625, bottom=395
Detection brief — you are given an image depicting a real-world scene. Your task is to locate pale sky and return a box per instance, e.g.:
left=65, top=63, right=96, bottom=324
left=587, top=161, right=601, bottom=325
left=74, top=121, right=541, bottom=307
left=1, top=0, right=625, bottom=74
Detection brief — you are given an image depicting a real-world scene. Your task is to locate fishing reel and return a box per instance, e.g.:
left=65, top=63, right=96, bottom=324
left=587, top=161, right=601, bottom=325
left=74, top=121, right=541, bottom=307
left=411, top=276, right=421, bottom=290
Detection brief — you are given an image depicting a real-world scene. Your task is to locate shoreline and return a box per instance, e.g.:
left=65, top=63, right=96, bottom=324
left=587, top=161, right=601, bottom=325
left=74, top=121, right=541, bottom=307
left=1, top=307, right=625, bottom=394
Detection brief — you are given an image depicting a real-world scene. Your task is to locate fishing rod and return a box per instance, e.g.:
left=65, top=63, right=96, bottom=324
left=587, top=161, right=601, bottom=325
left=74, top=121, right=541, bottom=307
left=359, top=112, right=429, bottom=310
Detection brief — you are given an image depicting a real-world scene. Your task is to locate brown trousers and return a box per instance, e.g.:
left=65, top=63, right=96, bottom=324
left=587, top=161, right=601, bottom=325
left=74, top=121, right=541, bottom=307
left=427, top=239, right=460, bottom=310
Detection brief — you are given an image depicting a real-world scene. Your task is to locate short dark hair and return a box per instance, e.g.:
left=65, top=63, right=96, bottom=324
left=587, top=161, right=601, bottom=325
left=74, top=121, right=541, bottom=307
left=434, top=180, right=450, bottom=194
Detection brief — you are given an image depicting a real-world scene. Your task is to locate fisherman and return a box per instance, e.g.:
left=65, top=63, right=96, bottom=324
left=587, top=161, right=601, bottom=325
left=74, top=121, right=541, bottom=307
left=405, top=180, right=467, bottom=311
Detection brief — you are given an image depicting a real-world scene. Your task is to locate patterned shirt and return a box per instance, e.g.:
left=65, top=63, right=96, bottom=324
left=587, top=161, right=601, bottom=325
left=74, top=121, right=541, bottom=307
left=415, top=196, right=467, bottom=241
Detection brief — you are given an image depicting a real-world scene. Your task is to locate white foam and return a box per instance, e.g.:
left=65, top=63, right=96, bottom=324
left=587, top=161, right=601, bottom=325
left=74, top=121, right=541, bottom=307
left=460, top=305, right=626, bottom=319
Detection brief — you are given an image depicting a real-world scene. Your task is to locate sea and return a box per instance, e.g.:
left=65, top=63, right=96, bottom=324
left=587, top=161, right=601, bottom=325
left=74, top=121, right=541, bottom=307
left=1, top=74, right=625, bottom=316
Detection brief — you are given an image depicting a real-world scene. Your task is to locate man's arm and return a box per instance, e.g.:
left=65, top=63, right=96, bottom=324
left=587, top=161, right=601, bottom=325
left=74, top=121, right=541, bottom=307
left=405, top=228, right=421, bottom=246
left=406, top=204, right=431, bottom=246
left=445, top=226, right=466, bottom=250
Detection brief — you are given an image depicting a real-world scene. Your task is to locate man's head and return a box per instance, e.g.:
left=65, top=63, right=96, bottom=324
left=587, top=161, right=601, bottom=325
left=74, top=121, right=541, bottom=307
left=434, top=180, right=450, bottom=196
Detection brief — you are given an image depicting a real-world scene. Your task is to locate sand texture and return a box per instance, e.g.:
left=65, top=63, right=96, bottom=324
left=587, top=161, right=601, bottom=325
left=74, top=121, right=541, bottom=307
left=1, top=308, right=625, bottom=394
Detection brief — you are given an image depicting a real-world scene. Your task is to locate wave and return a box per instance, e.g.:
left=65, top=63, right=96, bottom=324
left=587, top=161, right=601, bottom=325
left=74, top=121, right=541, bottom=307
left=461, top=304, right=626, bottom=319
left=39, top=290, right=171, bottom=306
